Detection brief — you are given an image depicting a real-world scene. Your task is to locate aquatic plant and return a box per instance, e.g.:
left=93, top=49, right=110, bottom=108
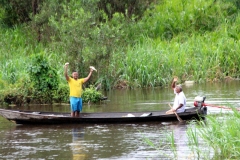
left=191, top=108, right=240, bottom=159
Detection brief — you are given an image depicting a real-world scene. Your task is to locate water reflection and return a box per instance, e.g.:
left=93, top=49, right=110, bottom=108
left=71, top=127, right=87, bottom=160
left=0, top=120, right=219, bottom=159
left=169, top=122, right=190, bottom=160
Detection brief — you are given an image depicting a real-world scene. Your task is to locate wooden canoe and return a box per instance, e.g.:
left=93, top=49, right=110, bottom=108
left=0, top=106, right=207, bottom=125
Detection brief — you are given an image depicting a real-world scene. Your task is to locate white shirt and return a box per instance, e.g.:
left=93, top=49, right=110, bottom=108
left=173, top=89, right=186, bottom=113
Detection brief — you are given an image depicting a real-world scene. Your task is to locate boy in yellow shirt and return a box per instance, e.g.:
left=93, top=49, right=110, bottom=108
left=64, top=63, right=94, bottom=117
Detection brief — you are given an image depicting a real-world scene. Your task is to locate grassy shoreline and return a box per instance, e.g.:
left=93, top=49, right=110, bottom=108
left=0, top=0, right=240, bottom=104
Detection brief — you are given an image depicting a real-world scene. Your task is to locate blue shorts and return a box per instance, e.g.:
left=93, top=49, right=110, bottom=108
left=70, top=97, right=82, bottom=112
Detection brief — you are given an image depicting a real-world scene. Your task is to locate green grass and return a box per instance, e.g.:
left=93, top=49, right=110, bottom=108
left=0, top=116, right=15, bottom=129
left=118, top=27, right=240, bottom=87
left=1, top=0, right=240, bottom=92
left=191, top=109, right=240, bottom=159
left=143, top=109, right=240, bottom=159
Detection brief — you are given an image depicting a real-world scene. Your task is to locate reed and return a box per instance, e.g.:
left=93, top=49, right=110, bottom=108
left=118, top=24, right=240, bottom=87
left=142, top=129, right=177, bottom=159
left=0, top=27, right=33, bottom=86
left=186, top=122, right=211, bottom=159
left=186, top=108, right=240, bottom=159
left=143, top=109, right=240, bottom=159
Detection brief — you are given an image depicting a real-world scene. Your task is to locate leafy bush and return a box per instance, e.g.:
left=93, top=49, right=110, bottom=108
left=0, top=86, right=23, bottom=105
left=0, top=77, right=33, bottom=105
left=27, top=53, right=59, bottom=91
left=0, top=0, right=34, bottom=26
left=53, top=83, right=69, bottom=103
left=27, top=52, right=59, bottom=104
left=82, top=85, right=103, bottom=103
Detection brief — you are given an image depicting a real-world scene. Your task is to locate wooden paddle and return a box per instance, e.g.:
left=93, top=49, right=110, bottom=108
left=168, top=103, right=183, bottom=122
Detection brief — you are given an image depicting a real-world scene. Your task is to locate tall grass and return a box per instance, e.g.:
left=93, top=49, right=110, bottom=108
left=1, top=0, right=240, bottom=91
left=108, top=0, right=240, bottom=88
left=0, top=27, right=67, bottom=89
left=143, top=109, right=240, bottom=159
left=141, top=0, right=232, bottom=39
left=117, top=22, right=240, bottom=87
left=142, top=129, right=178, bottom=159
left=187, top=108, right=240, bottom=159
left=0, top=27, right=31, bottom=86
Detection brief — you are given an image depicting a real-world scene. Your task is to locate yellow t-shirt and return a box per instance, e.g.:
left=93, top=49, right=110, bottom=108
left=67, top=77, right=84, bottom=97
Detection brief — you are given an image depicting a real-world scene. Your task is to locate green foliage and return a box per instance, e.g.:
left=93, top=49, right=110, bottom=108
left=27, top=52, right=59, bottom=92
left=81, top=85, right=103, bottom=103
left=53, top=83, right=69, bottom=103
left=0, top=79, right=6, bottom=90
left=0, top=87, right=18, bottom=104
left=47, top=0, right=128, bottom=78
left=0, top=0, right=34, bottom=26
left=97, top=0, right=156, bottom=19
left=0, top=26, right=38, bottom=86
left=0, top=77, right=34, bottom=105
left=143, top=109, right=240, bottom=159
left=187, top=108, right=240, bottom=159
left=0, top=116, right=15, bottom=128
left=117, top=39, right=170, bottom=87
left=117, top=25, right=240, bottom=87
left=29, top=0, right=67, bottom=44
left=141, top=0, right=238, bottom=40
left=27, top=52, right=59, bottom=103
left=0, top=0, right=240, bottom=95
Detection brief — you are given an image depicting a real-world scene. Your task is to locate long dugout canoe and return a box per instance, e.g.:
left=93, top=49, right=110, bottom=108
left=0, top=106, right=207, bottom=125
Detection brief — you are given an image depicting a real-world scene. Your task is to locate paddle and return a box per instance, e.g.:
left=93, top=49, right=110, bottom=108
left=168, top=103, right=183, bottom=122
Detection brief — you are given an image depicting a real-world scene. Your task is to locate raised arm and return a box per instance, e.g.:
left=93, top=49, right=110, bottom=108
left=83, top=68, right=94, bottom=83
left=64, top=63, right=70, bottom=81
left=171, top=77, right=178, bottom=90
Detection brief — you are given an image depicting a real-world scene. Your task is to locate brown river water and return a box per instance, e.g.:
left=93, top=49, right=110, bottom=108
left=0, top=81, right=240, bottom=159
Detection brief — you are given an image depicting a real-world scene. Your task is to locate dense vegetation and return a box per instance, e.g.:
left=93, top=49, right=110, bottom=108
left=144, top=108, right=240, bottom=159
left=188, top=109, right=240, bottom=159
left=0, top=0, right=240, bottom=105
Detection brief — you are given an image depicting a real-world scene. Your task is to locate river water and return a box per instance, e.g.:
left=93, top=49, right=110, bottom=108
left=0, top=81, right=240, bottom=159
